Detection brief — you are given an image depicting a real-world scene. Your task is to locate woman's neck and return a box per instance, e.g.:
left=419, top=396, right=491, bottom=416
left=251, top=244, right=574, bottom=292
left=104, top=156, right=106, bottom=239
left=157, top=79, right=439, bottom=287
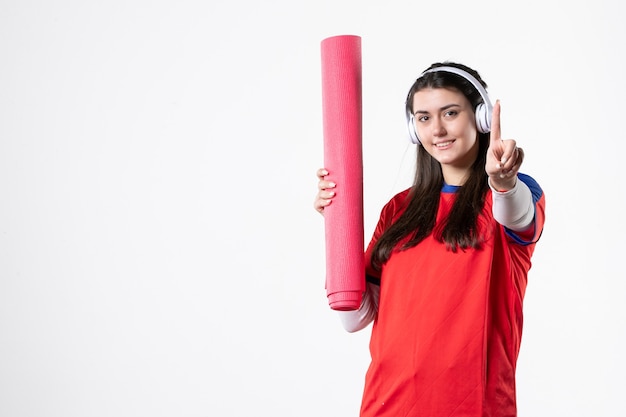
left=442, top=166, right=470, bottom=186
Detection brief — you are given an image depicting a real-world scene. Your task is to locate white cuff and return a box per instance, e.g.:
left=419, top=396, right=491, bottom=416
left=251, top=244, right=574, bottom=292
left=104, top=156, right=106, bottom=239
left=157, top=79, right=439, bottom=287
left=337, top=282, right=379, bottom=333
left=490, top=178, right=535, bottom=231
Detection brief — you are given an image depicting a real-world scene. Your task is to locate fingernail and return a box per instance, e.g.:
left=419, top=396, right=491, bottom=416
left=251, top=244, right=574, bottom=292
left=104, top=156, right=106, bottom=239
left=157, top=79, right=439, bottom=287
left=501, top=157, right=507, bottom=164
left=328, top=182, right=336, bottom=188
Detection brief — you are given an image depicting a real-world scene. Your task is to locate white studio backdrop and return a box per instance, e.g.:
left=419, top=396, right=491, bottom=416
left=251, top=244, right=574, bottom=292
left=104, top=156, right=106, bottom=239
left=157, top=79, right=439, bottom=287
left=1, top=0, right=624, bottom=416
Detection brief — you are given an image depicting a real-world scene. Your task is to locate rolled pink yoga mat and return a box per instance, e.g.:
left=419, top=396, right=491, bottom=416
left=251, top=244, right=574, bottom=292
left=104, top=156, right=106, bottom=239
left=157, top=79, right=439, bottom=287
left=320, top=35, right=365, bottom=311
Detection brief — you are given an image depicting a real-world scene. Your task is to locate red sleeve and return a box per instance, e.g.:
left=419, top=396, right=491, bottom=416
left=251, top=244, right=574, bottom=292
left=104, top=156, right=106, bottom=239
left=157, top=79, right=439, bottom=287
left=364, top=189, right=411, bottom=279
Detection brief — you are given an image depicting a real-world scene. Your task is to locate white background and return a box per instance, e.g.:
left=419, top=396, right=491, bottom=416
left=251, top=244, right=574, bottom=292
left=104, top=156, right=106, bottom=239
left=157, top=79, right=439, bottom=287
left=1, top=1, right=625, bottom=416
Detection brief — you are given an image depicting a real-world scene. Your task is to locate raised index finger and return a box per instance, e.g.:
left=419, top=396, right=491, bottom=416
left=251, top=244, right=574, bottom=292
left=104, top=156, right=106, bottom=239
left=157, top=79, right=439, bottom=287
left=490, top=99, right=501, bottom=142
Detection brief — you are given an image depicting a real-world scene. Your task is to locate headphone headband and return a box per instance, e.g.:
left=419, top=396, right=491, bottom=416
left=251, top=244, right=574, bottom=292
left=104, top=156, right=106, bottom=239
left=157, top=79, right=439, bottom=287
left=406, top=65, right=493, bottom=144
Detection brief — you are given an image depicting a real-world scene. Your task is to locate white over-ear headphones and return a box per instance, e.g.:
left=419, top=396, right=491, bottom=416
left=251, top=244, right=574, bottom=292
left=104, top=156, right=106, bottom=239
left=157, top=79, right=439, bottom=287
left=406, top=66, right=493, bottom=145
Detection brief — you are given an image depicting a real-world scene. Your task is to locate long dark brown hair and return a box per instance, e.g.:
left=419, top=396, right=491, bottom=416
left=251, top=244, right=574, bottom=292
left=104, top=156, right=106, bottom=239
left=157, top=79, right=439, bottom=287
left=371, top=62, right=491, bottom=272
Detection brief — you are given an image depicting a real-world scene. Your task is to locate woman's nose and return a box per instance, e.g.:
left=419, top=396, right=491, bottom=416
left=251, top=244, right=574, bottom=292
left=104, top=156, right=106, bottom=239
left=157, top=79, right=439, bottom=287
left=432, top=118, right=446, bottom=137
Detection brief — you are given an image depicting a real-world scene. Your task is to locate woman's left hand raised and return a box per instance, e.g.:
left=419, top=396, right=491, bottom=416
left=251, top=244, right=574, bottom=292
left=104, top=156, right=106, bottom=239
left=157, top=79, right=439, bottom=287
left=485, top=100, right=524, bottom=191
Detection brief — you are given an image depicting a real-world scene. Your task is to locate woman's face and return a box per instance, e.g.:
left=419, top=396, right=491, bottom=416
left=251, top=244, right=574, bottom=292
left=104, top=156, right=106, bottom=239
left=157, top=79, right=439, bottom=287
left=411, top=87, right=480, bottom=176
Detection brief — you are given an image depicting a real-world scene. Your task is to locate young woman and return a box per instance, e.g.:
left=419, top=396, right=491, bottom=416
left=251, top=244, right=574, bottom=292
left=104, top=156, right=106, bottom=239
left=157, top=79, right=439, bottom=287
left=314, top=62, right=546, bottom=417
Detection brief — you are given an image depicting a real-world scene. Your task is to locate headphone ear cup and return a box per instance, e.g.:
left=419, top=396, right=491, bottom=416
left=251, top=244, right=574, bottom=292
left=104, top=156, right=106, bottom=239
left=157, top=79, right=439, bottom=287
left=474, top=103, right=491, bottom=133
left=407, top=113, right=420, bottom=144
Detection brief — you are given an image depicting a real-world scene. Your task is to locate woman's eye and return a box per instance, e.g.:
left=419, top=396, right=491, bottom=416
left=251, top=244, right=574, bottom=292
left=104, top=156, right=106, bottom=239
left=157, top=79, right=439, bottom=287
left=444, top=110, right=458, bottom=117
left=417, top=115, right=429, bottom=122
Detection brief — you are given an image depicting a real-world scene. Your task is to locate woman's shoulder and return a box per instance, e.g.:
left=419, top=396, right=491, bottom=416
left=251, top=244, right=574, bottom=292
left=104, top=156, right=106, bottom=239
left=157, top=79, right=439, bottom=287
left=378, top=187, right=412, bottom=218
left=387, top=187, right=412, bottom=206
